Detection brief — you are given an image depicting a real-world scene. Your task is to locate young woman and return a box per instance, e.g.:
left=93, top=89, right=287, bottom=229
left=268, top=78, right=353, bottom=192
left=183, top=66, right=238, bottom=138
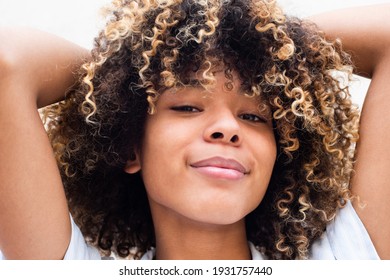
left=0, top=0, right=389, bottom=260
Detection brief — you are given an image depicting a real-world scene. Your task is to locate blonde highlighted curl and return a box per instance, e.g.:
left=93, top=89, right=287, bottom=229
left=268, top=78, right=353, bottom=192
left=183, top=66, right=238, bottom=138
left=43, top=0, right=359, bottom=259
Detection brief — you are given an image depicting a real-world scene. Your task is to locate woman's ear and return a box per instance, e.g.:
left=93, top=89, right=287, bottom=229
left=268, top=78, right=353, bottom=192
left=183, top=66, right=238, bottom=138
left=124, top=151, right=141, bottom=174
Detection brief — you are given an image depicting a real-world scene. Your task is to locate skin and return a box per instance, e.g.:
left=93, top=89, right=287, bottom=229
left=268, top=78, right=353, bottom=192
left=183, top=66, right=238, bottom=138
left=0, top=4, right=389, bottom=259
left=125, top=71, right=276, bottom=259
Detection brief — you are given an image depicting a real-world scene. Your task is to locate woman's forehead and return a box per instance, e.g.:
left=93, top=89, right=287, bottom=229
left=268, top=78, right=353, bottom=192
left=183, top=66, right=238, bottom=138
left=159, top=78, right=268, bottom=109
left=168, top=68, right=252, bottom=92
left=162, top=75, right=245, bottom=96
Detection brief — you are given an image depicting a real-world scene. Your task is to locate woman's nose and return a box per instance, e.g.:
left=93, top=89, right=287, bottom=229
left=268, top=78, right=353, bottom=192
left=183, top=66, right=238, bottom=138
left=203, top=111, right=242, bottom=146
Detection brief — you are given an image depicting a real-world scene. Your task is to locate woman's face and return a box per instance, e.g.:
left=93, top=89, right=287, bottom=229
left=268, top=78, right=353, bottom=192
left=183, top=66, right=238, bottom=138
left=127, top=72, right=277, bottom=226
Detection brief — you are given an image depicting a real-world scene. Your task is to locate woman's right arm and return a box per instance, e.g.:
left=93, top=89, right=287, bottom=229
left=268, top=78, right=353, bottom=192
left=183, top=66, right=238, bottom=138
left=0, top=27, right=88, bottom=259
left=310, top=4, right=390, bottom=259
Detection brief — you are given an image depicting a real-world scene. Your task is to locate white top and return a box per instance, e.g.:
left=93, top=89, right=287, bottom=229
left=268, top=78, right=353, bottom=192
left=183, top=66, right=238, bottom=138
left=0, top=201, right=380, bottom=260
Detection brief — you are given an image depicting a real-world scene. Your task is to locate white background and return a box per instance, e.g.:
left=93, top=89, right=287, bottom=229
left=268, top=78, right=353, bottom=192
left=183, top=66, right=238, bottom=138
left=1, top=0, right=390, bottom=109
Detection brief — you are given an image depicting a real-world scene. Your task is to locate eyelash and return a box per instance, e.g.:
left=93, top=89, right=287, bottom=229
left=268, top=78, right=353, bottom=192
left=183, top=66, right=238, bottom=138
left=171, top=105, right=201, bottom=112
left=239, top=113, right=266, bottom=123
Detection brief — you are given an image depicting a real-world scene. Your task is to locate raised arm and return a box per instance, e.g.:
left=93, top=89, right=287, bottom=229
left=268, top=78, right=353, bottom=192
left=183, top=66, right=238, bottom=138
left=0, top=27, right=88, bottom=259
left=310, top=4, right=390, bottom=259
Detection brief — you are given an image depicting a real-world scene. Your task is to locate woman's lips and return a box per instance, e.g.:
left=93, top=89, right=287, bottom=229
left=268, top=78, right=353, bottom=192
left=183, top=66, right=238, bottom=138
left=190, top=156, right=248, bottom=180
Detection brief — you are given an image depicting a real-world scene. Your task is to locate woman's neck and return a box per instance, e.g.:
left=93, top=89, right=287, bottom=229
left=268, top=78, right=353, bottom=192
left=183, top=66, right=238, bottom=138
left=151, top=208, right=251, bottom=260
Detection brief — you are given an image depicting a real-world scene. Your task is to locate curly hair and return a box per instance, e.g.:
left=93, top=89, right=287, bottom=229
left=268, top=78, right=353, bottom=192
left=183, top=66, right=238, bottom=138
left=43, top=0, right=360, bottom=259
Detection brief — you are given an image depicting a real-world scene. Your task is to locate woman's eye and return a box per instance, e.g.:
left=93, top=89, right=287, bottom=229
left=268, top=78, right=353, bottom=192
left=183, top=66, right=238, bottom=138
left=171, top=105, right=201, bottom=112
left=240, top=113, right=266, bottom=123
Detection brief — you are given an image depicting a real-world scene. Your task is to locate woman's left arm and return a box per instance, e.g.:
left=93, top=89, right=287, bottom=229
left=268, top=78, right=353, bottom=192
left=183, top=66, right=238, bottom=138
left=310, top=3, right=390, bottom=259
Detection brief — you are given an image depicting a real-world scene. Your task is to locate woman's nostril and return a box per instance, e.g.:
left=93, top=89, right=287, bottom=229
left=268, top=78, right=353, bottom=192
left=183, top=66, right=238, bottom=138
left=211, top=132, right=224, bottom=139
left=230, top=135, right=239, bottom=143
